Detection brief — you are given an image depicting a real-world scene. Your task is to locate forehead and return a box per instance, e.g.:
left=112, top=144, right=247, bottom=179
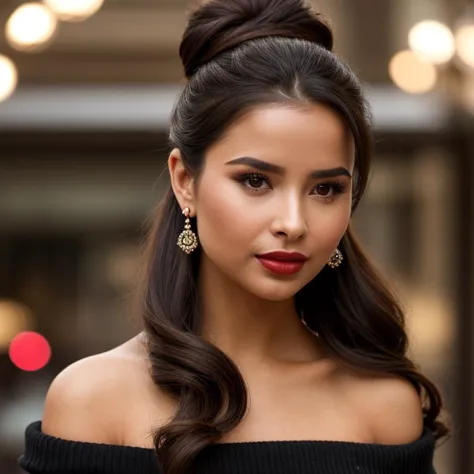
left=205, top=104, right=355, bottom=172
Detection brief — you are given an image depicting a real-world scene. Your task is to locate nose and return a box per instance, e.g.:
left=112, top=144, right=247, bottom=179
left=270, top=195, right=307, bottom=241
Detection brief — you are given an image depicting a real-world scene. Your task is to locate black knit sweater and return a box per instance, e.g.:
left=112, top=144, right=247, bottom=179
left=19, top=421, right=436, bottom=474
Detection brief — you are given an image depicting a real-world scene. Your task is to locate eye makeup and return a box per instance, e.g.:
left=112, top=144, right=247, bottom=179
left=232, top=170, right=348, bottom=201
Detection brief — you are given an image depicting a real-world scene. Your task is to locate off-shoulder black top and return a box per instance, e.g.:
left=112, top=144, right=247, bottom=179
left=19, top=421, right=436, bottom=474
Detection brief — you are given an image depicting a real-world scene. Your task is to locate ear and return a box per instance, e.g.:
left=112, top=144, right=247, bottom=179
left=168, top=149, right=196, bottom=214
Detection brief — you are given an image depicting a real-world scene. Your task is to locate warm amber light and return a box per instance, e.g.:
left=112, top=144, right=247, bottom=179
left=0, top=300, right=33, bottom=351
left=408, top=20, right=455, bottom=65
left=456, top=24, right=474, bottom=68
left=5, top=3, right=58, bottom=52
left=44, top=0, right=104, bottom=22
left=0, top=55, right=18, bottom=102
left=389, top=50, right=437, bottom=94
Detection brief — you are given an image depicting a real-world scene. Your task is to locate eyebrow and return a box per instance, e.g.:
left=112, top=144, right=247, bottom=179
left=225, top=157, right=352, bottom=179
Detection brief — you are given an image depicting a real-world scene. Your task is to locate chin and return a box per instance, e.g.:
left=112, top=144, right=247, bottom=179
left=241, top=277, right=306, bottom=302
left=241, top=262, right=325, bottom=302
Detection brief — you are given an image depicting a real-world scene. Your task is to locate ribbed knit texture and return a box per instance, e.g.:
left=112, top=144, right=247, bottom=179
left=20, top=421, right=437, bottom=474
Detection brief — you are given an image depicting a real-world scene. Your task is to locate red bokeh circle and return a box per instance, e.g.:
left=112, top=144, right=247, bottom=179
left=9, top=331, right=51, bottom=372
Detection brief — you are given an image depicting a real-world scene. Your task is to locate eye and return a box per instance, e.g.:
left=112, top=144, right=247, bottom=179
left=315, top=183, right=332, bottom=196
left=247, top=174, right=267, bottom=189
left=311, top=182, right=346, bottom=199
left=234, top=172, right=272, bottom=192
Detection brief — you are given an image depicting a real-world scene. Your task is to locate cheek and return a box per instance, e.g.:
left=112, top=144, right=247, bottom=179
left=310, top=201, right=351, bottom=251
left=195, top=176, right=259, bottom=256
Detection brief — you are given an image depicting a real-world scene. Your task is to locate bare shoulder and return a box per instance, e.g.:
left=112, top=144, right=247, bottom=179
left=336, top=367, right=424, bottom=445
left=42, top=335, right=154, bottom=445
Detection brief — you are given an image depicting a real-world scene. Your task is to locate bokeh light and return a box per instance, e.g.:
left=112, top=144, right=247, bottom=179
left=0, top=55, right=18, bottom=103
left=5, top=2, right=58, bottom=52
left=389, top=50, right=438, bottom=94
left=408, top=20, right=455, bottom=65
left=0, top=300, right=32, bottom=351
left=44, top=0, right=104, bottom=22
left=9, top=332, right=51, bottom=372
left=455, top=24, right=474, bottom=68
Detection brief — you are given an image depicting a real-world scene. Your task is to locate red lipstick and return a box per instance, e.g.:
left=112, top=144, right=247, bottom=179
left=256, top=251, right=308, bottom=275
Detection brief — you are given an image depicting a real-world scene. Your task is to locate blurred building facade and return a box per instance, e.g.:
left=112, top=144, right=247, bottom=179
left=0, top=1, right=473, bottom=473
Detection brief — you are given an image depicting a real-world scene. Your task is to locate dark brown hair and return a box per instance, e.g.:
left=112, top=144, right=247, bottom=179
left=137, top=0, right=449, bottom=472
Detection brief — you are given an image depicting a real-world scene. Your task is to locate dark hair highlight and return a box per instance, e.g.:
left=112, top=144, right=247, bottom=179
left=137, top=1, right=449, bottom=473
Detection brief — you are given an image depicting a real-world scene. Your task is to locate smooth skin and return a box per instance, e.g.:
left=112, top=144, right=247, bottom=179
left=43, top=104, right=424, bottom=449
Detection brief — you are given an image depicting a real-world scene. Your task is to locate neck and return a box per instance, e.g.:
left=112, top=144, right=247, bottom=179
left=197, top=256, right=325, bottom=365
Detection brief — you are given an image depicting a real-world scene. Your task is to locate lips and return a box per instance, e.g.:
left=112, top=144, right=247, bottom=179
left=256, top=251, right=308, bottom=275
left=257, top=251, right=308, bottom=262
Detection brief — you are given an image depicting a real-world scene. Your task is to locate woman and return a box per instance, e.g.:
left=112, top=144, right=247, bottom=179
left=19, top=0, right=448, bottom=473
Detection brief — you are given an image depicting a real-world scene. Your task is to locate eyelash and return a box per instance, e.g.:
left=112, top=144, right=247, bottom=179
left=233, top=171, right=347, bottom=200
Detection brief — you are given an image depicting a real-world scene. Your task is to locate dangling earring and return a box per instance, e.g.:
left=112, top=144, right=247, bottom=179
left=327, top=248, right=343, bottom=269
left=177, top=207, right=199, bottom=254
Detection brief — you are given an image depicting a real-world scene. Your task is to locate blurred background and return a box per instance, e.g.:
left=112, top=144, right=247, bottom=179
left=0, top=0, right=473, bottom=472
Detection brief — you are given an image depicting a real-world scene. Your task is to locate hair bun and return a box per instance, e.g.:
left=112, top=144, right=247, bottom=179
left=180, top=0, right=334, bottom=79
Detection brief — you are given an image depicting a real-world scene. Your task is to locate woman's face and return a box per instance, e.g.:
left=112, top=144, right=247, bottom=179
left=191, top=103, right=355, bottom=302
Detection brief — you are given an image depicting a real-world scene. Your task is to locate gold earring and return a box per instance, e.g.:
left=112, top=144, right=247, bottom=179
left=327, top=249, right=343, bottom=269
left=177, top=207, right=199, bottom=254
